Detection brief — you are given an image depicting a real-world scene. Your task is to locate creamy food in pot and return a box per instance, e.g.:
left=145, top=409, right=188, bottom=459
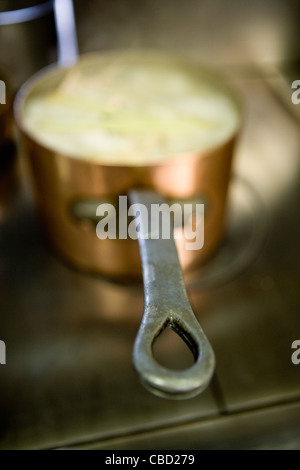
left=23, top=52, right=240, bottom=165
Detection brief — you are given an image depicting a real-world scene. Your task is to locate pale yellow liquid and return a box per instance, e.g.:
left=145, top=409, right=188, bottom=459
left=23, top=52, right=240, bottom=165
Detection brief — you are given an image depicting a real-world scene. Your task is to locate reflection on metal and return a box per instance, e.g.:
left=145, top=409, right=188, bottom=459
left=186, top=175, right=268, bottom=290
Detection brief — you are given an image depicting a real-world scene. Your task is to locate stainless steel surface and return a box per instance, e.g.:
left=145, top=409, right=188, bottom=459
left=68, top=401, right=300, bottom=450
left=0, top=67, right=300, bottom=449
left=73, top=0, right=300, bottom=65
left=1, top=0, right=300, bottom=449
left=128, top=190, right=215, bottom=399
left=0, top=187, right=218, bottom=449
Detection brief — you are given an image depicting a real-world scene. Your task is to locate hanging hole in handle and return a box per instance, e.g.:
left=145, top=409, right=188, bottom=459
left=152, top=321, right=198, bottom=372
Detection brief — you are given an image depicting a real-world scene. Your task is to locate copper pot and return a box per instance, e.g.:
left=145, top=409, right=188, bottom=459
left=14, top=51, right=242, bottom=399
left=14, top=51, right=241, bottom=279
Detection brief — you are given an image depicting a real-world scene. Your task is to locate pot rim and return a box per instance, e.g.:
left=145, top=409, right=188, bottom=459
left=14, top=49, right=244, bottom=169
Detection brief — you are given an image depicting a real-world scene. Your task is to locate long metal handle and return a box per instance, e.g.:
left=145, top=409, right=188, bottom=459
left=128, top=189, right=215, bottom=399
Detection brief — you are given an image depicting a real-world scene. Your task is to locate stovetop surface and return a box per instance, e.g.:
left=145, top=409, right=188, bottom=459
left=0, top=66, right=300, bottom=450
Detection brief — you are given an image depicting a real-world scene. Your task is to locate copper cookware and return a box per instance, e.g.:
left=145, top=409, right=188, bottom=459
left=14, top=51, right=241, bottom=279
left=14, top=50, right=242, bottom=399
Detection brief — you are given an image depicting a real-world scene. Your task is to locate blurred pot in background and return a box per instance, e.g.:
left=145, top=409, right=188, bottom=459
left=0, top=1, right=57, bottom=88
left=0, top=1, right=61, bottom=221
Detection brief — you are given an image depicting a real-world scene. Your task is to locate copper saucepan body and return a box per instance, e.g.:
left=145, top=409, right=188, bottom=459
left=14, top=51, right=242, bottom=399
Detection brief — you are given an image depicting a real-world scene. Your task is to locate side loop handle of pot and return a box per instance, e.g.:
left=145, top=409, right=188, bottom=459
left=128, top=189, right=215, bottom=399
